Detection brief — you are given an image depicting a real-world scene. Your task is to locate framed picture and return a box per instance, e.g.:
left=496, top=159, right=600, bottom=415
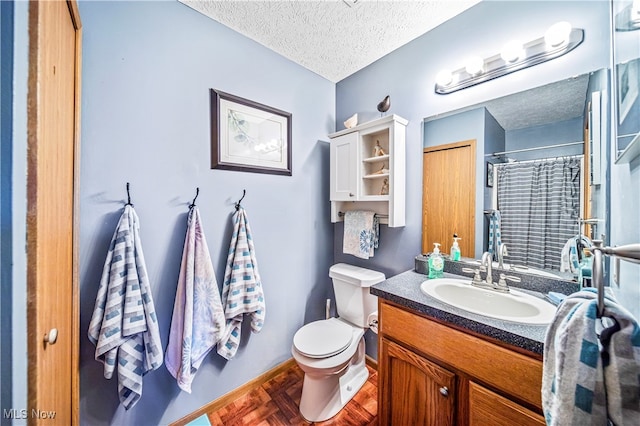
left=617, top=59, right=638, bottom=125
left=486, top=162, right=494, bottom=187
left=210, top=89, right=292, bottom=176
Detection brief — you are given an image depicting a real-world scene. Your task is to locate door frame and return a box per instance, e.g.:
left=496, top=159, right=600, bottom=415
left=26, top=1, right=81, bottom=423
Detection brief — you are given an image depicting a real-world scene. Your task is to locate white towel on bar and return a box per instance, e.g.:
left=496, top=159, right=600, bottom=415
left=166, top=206, right=226, bottom=393
left=217, top=207, right=265, bottom=360
left=342, top=210, right=379, bottom=259
left=87, top=205, right=163, bottom=410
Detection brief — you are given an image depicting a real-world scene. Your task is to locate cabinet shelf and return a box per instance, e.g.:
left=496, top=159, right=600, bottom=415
left=329, top=114, right=407, bottom=227
left=363, top=154, right=389, bottom=163
left=363, top=172, right=389, bottom=179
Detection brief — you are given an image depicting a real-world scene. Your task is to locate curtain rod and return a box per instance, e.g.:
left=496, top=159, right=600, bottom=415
left=485, top=141, right=583, bottom=157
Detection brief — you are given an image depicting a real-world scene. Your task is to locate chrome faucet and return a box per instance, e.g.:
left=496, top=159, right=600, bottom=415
left=481, top=251, right=493, bottom=286
left=497, top=243, right=508, bottom=269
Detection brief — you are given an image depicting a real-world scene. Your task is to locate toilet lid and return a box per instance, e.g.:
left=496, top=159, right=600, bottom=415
left=293, top=319, right=353, bottom=358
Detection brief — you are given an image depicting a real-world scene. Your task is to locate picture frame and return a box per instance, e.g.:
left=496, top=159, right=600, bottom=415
left=617, top=59, right=638, bottom=125
left=210, top=89, right=292, bottom=176
left=486, top=162, right=494, bottom=187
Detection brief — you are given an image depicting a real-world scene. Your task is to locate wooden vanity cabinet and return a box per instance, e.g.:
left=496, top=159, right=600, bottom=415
left=378, top=300, right=546, bottom=426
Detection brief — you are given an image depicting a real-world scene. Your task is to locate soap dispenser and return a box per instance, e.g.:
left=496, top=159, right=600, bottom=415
left=450, top=234, right=461, bottom=261
left=428, top=243, right=444, bottom=279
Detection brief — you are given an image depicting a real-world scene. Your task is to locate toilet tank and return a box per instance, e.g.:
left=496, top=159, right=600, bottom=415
left=329, top=263, right=385, bottom=327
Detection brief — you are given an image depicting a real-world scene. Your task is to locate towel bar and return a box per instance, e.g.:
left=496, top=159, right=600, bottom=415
left=591, top=241, right=640, bottom=317
left=338, top=211, right=388, bottom=218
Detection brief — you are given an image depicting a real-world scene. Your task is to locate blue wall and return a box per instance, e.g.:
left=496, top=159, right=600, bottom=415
left=335, top=0, right=611, bottom=278
left=78, top=1, right=334, bottom=424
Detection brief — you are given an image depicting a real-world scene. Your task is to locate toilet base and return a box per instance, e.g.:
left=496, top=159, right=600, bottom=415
left=298, top=338, right=368, bottom=422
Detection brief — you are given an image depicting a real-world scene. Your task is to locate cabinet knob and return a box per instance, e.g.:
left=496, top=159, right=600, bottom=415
left=439, top=386, right=449, bottom=397
left=349, top=193, right=354, bottom=197
left=44, top=328, right=58, bottom=345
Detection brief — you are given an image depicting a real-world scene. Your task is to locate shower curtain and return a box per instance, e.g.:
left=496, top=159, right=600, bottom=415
left=496, top=156, right=581, bottom=271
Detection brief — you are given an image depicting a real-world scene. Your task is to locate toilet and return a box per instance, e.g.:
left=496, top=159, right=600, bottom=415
left=291, top=263, right=385, bottom=422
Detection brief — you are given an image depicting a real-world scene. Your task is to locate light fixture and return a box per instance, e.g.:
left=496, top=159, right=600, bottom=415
left=435, top=22, right=584, bottom=94
left=500, top=40, right=525, bottom=63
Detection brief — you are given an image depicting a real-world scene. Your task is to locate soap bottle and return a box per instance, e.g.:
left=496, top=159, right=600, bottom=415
left=450, top=234, right=461, bottom=261
left=428, top=243, right=444, bottom=279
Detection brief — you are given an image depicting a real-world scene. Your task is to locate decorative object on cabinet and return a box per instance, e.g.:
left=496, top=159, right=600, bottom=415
left=377, top=95, right=390, bottom=114
left=210, top=89, right=292, bottom=176
left=344, top=113, right=358, bottom=129
left=329, top=114, right=407, bottom=227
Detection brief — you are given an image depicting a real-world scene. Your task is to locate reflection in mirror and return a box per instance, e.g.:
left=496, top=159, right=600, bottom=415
left=613, top=0, right=640, bottom=163
left=422, top=70, right=610, bottom=283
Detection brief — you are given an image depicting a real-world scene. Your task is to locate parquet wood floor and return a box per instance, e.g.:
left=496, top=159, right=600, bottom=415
left=205, top=364, right=378, bottom=426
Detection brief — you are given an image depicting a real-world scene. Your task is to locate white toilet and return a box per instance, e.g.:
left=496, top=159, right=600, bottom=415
left=291, top=263, right=385, bottom=422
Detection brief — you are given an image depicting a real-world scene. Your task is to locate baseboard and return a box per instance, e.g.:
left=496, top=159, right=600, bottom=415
left=170, top=358, right=297, bottom=426
left=365, top=354, right=378, bottom=370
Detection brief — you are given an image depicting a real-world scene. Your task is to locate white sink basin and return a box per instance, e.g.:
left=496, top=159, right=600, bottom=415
left=420, top=278, right=557, bottom=325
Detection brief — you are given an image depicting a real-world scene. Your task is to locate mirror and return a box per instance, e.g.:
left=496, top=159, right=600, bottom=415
left=612, top=0, right=640, bottom=163
left=422, top=70, right=610, bottom=282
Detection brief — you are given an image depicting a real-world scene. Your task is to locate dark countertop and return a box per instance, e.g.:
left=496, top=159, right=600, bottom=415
left=371, top=269, right=556, bottom=355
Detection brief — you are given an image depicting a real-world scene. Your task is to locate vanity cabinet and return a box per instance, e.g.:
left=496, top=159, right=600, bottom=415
left=329, top=114, right=407, bottom=227
left=378, top=300, right=545, bottom=426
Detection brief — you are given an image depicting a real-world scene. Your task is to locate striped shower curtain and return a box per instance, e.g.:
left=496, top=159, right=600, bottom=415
left=496, top=156, right=581, bottom=271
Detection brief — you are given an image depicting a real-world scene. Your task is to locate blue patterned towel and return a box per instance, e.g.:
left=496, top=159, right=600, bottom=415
left=343, top=211, right=379, bottom=259
left=488, top=210, right=501, bottom=258
left=88, top=205, right=163, bottom=410
left=542, top=288, right=640, bottom=425
left=166, top=207, right=226, bottom=392
left=217, top=207, right=265, bottom=360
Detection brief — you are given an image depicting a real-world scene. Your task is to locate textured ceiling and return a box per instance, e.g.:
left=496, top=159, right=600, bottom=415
left=179, top=0, right=481, bottom=82
left=181, top=0, right=588, bottom=130
left=484, top=74, right=589, bottom=131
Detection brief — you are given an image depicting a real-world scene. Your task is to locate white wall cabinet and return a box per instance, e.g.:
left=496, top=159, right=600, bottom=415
left=329, top=114, right=407, bottom=227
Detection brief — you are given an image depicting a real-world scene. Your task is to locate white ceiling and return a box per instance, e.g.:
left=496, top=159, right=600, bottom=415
left=181, top=0, right=590, bottom=130
left=179, top=0, right=481, bottom=82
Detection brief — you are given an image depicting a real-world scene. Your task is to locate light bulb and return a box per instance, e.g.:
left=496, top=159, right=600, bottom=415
left=436, top=69, right=453, bottom=86
left=500, top=40, right=525, bottom=63
left=545, top=21, right=572, bottom=50
left=465, top=56, right=485, bottom=76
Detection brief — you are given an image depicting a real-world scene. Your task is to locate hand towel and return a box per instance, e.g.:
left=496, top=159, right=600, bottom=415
left=342, top=210, right=379, bottom=259
left=217, top=207, right=265, bottom=360
left=560, top=235, right=593, bottom=274
left=87, top=205, right=163, bottom=410
left=542, top=288, right=640, bottom=425
left=166, top=207, right=226, bottom=393
left=487, top=210, right=501, bottom=259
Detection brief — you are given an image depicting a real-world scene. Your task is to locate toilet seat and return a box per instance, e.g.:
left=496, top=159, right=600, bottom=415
left=293, top=318, right=354, bottom=358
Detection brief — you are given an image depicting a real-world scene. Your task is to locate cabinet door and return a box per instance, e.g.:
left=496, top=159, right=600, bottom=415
left=468, top=381, right=545, bottom=426
left=330, top=132, right=358, bottom=201
left=379, top=338, right=456, bottom=426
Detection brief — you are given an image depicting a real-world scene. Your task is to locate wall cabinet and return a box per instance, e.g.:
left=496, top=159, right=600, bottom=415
left=378, top=300, right=545, bottom=426
left=329, top=115, right=407, bottom=227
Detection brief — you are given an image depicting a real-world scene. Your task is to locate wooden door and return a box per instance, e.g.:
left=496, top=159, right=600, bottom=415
left=27, top=1, right=81, bottom=424
left=422, top=140, right=476, bottom=257
left=379, top=338, right=456, bottom=426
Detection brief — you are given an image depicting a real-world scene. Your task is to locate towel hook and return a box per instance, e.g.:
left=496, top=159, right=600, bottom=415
left=125, top=182, right=133, bottom=206
left=235, top=189, right=246, bottom=211
left=189, top=187, right=200, bottom=210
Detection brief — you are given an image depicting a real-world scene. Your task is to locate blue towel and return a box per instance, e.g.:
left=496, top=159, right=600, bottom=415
left=88, top=205, right=163, bottom=409
left=217, top=207, right=265, bottom=360
left=488, top=210, right=501, bottom=258
left=542, top=288, right=640, bottom=425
